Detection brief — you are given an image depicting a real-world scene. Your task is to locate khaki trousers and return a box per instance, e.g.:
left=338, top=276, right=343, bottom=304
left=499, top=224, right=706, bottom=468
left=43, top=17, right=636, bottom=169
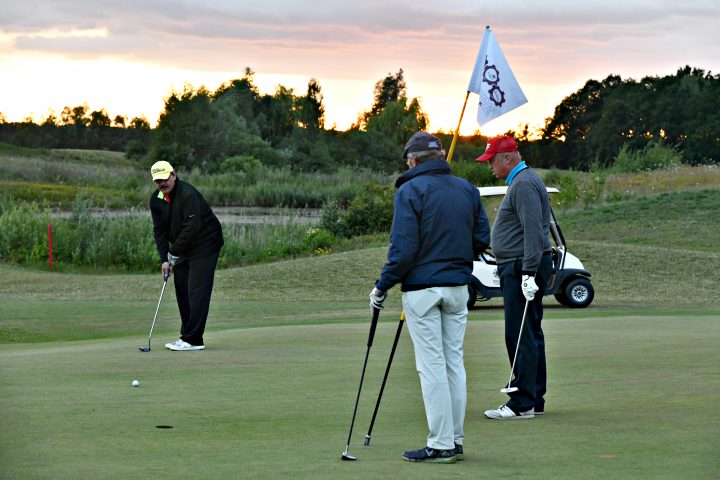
left=403, top=285, right=468, bottom=450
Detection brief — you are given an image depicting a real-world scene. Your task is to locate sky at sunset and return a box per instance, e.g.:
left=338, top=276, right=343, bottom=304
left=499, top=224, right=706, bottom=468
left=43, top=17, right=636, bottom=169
left=1, top=1, right=718, bottom=136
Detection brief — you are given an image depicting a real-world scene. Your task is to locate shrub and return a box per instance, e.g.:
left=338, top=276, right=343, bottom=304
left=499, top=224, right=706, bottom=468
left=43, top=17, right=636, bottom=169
left=321, top=183, right=395, bottom=238
left=612, top=141, right=683, bottom=173
left=451, top=160, right=498, bottom=187
left=303, top=227, right=336, bottom=254
left=0, top=202, right=51, bottom=263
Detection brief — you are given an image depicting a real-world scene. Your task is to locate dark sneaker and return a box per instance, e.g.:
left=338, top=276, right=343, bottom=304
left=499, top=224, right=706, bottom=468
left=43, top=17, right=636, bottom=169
left=402, top=446, right=457, bottom=464
left=454, top=444, right=464, bottom=461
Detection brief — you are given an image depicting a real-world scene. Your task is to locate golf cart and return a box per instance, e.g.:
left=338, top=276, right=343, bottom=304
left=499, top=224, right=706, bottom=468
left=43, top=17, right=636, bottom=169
left=468, top=186, right=594, bottom=308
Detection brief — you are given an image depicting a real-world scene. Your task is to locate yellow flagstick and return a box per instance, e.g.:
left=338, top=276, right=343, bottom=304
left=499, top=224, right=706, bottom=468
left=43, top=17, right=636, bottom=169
left=446, top=91, right=471, bottom=165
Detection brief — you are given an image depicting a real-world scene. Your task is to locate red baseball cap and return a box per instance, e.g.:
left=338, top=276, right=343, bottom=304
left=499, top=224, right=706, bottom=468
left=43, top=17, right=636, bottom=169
left=475, top=135, right=518, bottom=162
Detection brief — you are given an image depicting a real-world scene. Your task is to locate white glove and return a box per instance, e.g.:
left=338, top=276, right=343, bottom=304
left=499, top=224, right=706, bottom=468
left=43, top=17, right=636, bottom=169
left=369, top=287, right=387, bottom=311
left=167, top=252, right=181, bottom=267
left=521, top=275, right=539, bottom=301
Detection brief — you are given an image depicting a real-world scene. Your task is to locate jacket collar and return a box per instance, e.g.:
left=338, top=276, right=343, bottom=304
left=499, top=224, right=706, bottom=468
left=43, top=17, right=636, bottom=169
left=395, top=159, right=451, bottom=188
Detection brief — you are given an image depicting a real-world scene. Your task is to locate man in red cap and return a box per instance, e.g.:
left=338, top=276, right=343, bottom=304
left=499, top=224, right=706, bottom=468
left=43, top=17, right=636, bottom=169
left=476, top=135, right=553, bottom=419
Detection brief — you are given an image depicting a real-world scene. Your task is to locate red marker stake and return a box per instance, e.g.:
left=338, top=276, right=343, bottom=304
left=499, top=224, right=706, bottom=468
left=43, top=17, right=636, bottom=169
left=48, top=223, right=53, bottom=269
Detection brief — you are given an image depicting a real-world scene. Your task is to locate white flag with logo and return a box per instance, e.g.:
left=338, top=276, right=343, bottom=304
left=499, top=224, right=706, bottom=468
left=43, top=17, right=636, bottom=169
left=467, top=27, right=527, bottom=126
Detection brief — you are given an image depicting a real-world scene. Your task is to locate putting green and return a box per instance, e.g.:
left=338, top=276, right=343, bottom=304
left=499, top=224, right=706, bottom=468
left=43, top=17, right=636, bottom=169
left=1, top=314, right=717, bottom=479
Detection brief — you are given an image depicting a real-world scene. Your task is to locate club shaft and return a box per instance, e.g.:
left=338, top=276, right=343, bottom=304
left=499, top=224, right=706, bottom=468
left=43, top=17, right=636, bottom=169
left=365, top=318, right=403, bottom=441
left=342, top=308, right=380, bottom=455
left=345, top=346, right=371, bottom=447
left=505, top=299, right=530, bottom=390
left=147, top=277, right=169, bottom=346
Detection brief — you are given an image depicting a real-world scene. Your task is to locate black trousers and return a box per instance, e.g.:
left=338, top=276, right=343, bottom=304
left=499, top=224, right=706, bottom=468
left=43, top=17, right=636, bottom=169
left=172, top=251, right=220, bottom=346
left=497, top=254, right=553, bottom=413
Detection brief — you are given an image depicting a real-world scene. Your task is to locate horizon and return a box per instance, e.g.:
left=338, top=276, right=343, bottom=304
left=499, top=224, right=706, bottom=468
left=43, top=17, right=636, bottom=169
left=1, top=1, right=718, bottom=136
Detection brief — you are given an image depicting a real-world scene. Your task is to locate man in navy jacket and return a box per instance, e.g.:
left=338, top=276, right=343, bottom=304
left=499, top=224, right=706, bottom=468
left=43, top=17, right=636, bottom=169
left=149, top=161, right=224, bottom=351
left=370, top=132, right=491, bottom=463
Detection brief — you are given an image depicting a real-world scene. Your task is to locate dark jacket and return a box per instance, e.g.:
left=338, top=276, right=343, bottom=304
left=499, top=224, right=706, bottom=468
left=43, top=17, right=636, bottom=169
left=376, top=159, right=491, bottom=292
left=149, top=178, right=224, bottom=263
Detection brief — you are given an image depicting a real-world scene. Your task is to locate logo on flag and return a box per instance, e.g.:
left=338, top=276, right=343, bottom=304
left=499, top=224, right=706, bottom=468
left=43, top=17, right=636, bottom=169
left=467, top=27, right=527, bottom=126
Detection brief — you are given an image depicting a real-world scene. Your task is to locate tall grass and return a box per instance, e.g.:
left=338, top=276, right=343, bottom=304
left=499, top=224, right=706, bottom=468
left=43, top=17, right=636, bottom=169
left=0, top=197, right=340, bottom=272
left=541, top=164, right=720, bottom=207
left=0, top=145, right=394, bottom=209
left=185, top=165, right=391, bottom=208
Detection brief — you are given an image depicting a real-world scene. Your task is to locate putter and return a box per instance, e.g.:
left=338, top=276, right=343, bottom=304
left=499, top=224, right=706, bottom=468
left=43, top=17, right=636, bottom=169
left=501, top=298, right=530, bottom=393
left=364, top=314, right=404, bottom=446
left=341, top=307, right=380, bottom=461
left=139, top=274, right=169, bottom=352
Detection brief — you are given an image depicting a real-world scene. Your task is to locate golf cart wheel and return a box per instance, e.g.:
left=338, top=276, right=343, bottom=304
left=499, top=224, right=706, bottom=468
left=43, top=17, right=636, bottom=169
left=554, top=291, right=571, bottom=306
left=467, top=283, right=478, bottom=309
left=563, top=277, right=594, bottom=308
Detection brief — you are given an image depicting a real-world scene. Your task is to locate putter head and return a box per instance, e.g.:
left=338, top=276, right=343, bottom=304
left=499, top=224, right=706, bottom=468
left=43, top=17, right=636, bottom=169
left=139, top=347, right=151, bottom=352
left=500, top=386, right=518, bottom=393
left=341, top=453, right=357, bottom=461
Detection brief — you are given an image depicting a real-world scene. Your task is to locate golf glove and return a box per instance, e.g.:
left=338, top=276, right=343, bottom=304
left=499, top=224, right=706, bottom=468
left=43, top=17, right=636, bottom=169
left=167, top=252, right=181, bottom=267
left=369, top=287, right=387, bottom=311
left=521, top=274, right=539, bottom=301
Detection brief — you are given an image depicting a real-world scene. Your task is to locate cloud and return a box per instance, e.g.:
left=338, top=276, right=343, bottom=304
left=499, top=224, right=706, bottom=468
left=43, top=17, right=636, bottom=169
left=1, top=0, right=718, bottom=132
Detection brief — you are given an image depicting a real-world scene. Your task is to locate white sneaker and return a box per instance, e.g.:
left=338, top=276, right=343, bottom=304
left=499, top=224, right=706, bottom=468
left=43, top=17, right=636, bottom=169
left=165, top=339, right=184, bottom=349
left=484, top=404, right=535, bottom=420
left=166, top=340, right=205, bottom=351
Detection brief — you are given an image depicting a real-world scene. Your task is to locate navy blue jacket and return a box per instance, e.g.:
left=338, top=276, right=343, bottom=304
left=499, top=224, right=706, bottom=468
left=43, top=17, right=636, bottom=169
left=376, top=159, right=491, bottom=292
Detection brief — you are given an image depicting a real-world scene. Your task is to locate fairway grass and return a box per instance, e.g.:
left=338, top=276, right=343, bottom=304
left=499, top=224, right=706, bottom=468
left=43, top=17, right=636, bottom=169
left=1, top=315, right=718, bottom=479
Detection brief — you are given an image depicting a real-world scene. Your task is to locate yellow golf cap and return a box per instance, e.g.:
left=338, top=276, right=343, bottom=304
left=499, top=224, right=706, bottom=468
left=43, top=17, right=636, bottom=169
left=151, top=161, right=174, bottom=181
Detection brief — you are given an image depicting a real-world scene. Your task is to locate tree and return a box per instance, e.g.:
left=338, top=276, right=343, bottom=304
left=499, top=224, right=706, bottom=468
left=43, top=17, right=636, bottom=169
left=297, top=78, right=325, bottom=133
left=89, top=109, right=111, bottom=128
left=365, top=98, right=428, bottom=145
left=262, top=85, right=296, bottom=145
left=213, top=67, right=263, bottom=136
left=152, top=86, right=230, bottom=169
left=129, top=117, right=151, bottom=130
left=113, top=115, right=127, bottom=128
left=366, top=69, right=406, bottom=121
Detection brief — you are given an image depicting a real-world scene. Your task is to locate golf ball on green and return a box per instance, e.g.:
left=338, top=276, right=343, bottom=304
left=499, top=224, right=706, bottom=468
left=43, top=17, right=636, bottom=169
left=132, top=380, right=140, bottom=387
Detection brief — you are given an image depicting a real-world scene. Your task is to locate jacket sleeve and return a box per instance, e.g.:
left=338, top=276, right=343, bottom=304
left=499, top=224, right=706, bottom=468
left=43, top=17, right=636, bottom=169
left=150, top=195, right=169, bottom=263
left=168, top=190, right=204, bottom=257
left=513, top=182, right=546, bottom=273
left=472, top=187, right=491, bottom=257
left=376, top=187, right=420, bottom=292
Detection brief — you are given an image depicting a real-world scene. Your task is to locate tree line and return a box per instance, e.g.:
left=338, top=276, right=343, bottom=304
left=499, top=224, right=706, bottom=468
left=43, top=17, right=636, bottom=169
left=0, top=66, right=717, bottom=173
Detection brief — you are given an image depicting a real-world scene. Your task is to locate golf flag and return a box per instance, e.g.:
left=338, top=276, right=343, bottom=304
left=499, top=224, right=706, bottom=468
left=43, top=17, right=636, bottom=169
left=467, top=27, right=527, bottom=126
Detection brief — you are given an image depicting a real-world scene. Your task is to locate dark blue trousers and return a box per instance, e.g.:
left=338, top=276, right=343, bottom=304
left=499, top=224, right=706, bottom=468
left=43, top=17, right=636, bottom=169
left=172, top=251, right=220, bottom=346
left=498, top=254, right=553, bottom=413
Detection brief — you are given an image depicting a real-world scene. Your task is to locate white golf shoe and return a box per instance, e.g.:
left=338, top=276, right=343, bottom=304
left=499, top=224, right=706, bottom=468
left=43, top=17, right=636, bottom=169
left=165, top=339, right=184, bottom=349
left=165, top=340, right=205, bottom=351
left=484, top=404, right=535, bottom=420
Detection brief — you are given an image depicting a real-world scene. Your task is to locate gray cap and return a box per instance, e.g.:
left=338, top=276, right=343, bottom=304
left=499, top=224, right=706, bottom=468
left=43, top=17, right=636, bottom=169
left=403, top=131, right=443, bottom=159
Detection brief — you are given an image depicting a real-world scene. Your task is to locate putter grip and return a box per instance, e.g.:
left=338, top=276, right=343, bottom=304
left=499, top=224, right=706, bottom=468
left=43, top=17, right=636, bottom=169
left=367, top=307, right=380, bottom=347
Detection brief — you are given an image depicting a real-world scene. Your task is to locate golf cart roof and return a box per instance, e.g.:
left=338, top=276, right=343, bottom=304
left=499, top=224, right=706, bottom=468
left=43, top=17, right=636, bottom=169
left=478, top=186, right=559, bottom=197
